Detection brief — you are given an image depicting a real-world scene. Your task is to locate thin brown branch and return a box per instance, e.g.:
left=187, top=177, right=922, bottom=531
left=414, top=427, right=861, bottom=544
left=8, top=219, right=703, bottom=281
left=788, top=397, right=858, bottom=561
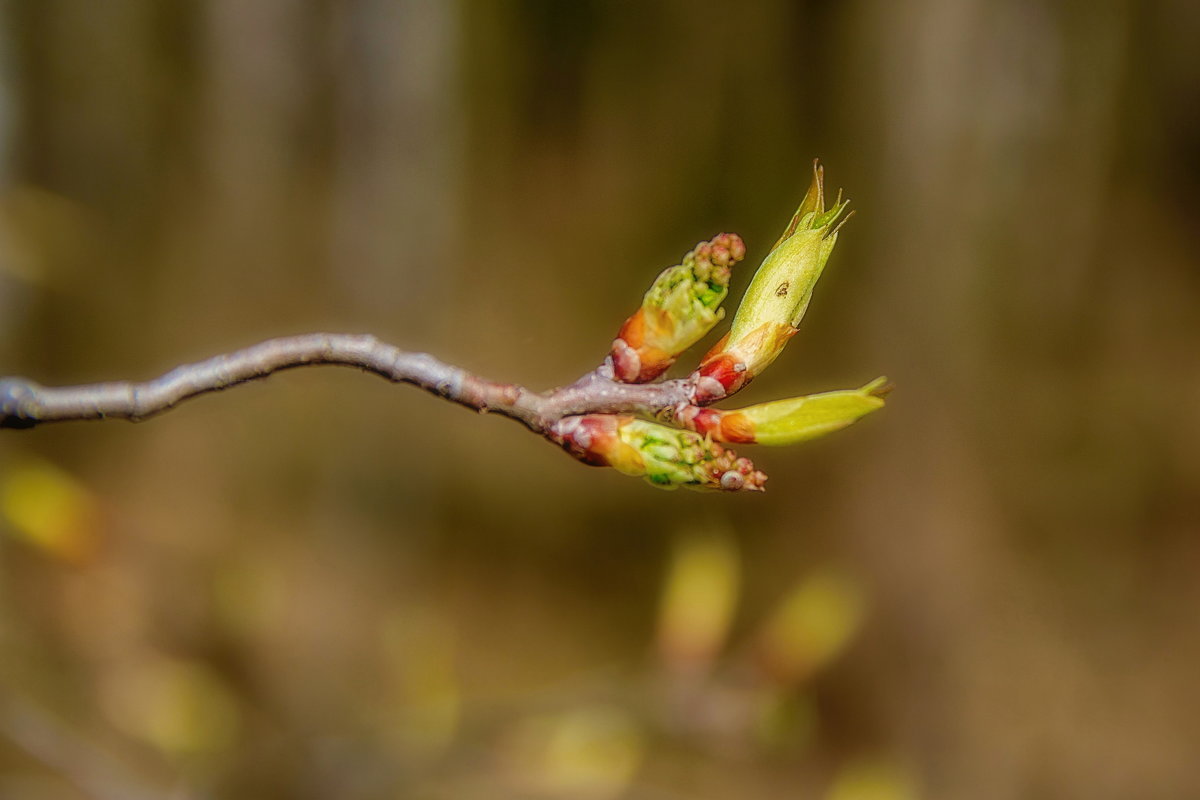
left=0, top=332, right=695, bottom=433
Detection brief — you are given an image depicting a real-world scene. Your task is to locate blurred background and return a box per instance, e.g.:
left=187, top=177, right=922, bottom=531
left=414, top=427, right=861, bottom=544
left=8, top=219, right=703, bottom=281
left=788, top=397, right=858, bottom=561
left=1, top=1, right=1198, bottom=798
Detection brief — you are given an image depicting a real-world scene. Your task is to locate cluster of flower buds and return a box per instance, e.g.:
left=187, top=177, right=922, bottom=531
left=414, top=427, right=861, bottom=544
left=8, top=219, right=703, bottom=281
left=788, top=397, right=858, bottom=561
left=559, top=162, right=883, bottom=492
left=607, top=233, right=746, bottom=383
left=691, top=161, right=851, bottom=404
left=552, top=415, right=767, bottom=492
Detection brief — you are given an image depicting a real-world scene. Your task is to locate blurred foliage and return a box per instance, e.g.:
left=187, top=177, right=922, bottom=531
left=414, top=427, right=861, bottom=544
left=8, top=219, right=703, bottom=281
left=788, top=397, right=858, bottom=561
left=657, top=526, right=740, bottom=671
left=756, top=567, right=865, bottom=686
left=1, top=457, right=101, bottom=563
left=1, top=1, right=1199, bottom=798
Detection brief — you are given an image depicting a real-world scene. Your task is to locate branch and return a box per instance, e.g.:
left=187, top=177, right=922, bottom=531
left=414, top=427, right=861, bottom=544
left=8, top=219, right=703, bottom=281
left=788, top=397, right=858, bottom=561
left=0, top=333, right=692, bottom=432
left=1, top=166, right=888, bottom=492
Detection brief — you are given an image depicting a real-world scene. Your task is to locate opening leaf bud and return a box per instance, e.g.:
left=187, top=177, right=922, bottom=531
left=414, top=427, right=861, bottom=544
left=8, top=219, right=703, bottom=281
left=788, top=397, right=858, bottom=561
left=608, top=233, right=746, bottom=383
left=692, top=162, right=850, bottom=403
left=552, top=414, right=767, bottom=492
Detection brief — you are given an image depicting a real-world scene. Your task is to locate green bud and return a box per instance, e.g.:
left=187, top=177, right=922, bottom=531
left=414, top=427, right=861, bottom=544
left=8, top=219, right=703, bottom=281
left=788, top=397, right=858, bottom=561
left=610, top=234, right=746, bottom=383
left=552, top=415, right=767, bottom=491
left=707, top=161, right=851, bottom=384
left=618, top=418, right=766, bottom=491
left=739, top=378, right=888, bottom=446
left=738, top=161, right=849, bottom=334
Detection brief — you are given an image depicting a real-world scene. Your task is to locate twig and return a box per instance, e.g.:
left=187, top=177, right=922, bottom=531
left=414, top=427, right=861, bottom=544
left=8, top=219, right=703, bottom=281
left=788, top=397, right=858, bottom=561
left=1, top=170, right=886, bottom=491
left=0, top=332, right=694, bottom=433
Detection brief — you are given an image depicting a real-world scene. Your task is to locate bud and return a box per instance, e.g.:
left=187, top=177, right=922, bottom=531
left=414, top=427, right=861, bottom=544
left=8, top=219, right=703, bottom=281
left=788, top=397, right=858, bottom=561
left=692, top=162, right=850, bottom=403
left=608, top=233, right=746, bottom=383
left=673, top=378, right=888, bottom=445
left=552, top=414, right=767, bottom=492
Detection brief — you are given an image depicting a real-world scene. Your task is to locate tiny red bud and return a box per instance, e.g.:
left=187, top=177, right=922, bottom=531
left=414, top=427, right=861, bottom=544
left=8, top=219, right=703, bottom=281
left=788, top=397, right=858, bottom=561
left=728, top=234, right=746, bottom=261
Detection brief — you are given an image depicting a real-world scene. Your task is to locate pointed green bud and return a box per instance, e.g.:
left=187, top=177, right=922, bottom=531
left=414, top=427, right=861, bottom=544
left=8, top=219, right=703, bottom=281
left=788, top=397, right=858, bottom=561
left=735, top=161, right=849, bottom=339
left=738, top=378, right=888, bottom=445
left=552, top=414, right=767, bottom=492
left=673, top=378, right=888, bottom=445
left=609, top=233, right=746, bottom=383
left=692, top=162, right=850, bottom=403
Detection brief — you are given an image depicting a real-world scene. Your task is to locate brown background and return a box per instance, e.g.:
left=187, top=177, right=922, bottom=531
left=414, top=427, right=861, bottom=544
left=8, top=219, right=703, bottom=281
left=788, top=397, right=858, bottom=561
left=1, top=2, right=1198, bottom=798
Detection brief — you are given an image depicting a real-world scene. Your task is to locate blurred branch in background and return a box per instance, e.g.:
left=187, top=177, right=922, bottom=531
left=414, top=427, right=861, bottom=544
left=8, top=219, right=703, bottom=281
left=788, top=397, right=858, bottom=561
left=1, top=697, right=172, bottom=800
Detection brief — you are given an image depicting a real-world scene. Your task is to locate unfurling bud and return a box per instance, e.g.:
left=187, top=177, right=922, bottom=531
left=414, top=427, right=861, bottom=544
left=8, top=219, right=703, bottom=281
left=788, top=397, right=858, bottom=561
left=691, top=162, right=850, bottom=404
left=608, top=233, right=746, bottom=384
left=551, top=414, right=767, bottom=492
left=673, top=378, right=889, bottom=445
left=551, top=160, right=881, bottom=493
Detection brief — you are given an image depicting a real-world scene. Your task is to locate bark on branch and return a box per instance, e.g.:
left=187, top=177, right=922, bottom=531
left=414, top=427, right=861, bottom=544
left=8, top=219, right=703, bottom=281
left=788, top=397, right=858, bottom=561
left=0, top=332, right=694, bottom=433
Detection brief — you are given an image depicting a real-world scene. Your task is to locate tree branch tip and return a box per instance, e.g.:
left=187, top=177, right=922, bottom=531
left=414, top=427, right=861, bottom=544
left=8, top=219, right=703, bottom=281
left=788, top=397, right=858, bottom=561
left=2, top=173, right=885, bottom=492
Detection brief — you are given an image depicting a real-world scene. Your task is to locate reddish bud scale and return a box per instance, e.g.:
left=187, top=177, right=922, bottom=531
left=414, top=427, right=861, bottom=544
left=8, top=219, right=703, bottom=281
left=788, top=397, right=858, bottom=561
left=675, top=406, right=757, bottom=444
left=692, top=322, right=798, bottom=405
left=692, top=354, right=748, bottom=404
left=552, top=415, right=638, bottom=469
left=612, top=308, right=675, bottom=383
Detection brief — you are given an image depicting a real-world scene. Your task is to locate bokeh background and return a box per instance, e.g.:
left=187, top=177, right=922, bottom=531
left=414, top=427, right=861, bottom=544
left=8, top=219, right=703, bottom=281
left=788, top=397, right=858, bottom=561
left=1, top=2, right=1199, bottom=798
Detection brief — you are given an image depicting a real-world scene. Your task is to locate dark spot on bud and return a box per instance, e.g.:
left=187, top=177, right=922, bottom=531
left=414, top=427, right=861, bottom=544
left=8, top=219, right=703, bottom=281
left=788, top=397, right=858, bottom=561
left=776, top=281, right=790, bottom=297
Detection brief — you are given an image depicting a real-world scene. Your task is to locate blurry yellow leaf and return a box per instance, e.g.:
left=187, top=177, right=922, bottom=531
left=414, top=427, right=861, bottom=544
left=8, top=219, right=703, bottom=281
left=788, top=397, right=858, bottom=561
left=100, top=653, right=240, bottom=756
left=757, top=567, right=866, bottom=685
left=1, top=457, right=101, bottom=562
left=0, top=185, right=93, bottom=285
left=657, top=526, right=740, bottom=671
left=825, top=757, right=920, bottom=800
left=380, top=610, right=460, bottom=756
left=501, top=706, right=644, bottom=800
left=753, top=688, right=817, bottom=750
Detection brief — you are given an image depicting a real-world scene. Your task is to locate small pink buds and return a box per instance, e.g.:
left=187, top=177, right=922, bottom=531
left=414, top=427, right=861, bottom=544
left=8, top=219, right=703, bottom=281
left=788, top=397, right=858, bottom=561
left=551, top=414, right=766, bottom=492
left=691, top=162, right=850, bottom=404
left=608, top=233, right=746, bottom=384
